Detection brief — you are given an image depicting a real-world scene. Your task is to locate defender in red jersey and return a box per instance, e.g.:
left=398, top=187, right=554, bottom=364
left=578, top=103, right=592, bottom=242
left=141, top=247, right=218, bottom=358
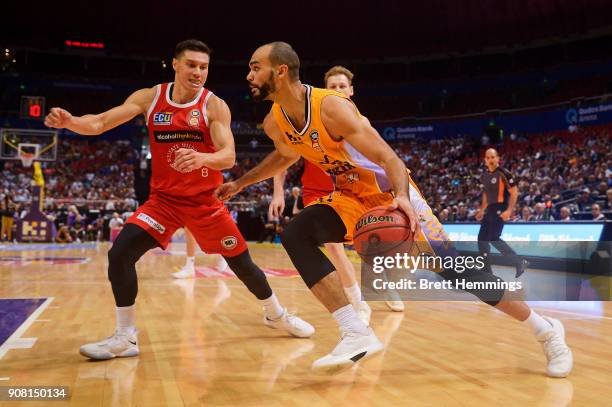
left=45, top=39, right=314, bottom=361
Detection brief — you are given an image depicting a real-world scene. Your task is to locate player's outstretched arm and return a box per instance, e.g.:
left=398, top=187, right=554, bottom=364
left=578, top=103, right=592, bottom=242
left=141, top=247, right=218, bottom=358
left=44, top=88, right=154, bottom=135
left=321, top=96, right=417, bottom=232
left=174, top=96, right=236, bottom=172
left=214, top=113, right=300, bottom=201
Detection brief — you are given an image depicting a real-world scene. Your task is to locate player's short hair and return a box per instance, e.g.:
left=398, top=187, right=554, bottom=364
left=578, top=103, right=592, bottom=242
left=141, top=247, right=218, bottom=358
left=175, top=39, right=212, bottom=58
left=324, top=66, right=354, bottom=86
left=267, top=42, right=300, bottom=81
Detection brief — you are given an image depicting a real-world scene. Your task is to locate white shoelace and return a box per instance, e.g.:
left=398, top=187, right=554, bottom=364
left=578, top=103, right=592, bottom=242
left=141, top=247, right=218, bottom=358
left=541, top=332, right=568, bottom=360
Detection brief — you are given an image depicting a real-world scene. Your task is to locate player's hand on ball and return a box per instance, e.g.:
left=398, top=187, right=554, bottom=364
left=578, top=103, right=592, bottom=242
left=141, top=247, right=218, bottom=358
left=268, top=193, right=285, bottom=219
left=475, top=209, right=484, bottom=221
left=174, top=148, right=207, bottom=173
left=500, top=210, right=511, bottom=221
left=44, top=107, right=73, bottom=129
left=388, top=195, right=418, bottom=233
left=214, top=182, right=241, bottom=201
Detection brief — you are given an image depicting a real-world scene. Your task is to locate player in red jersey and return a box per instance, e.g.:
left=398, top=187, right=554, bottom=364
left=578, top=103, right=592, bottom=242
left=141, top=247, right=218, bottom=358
left=269, top=66, right=404, bottom=322
left=44, top=39, right=314, bottom=360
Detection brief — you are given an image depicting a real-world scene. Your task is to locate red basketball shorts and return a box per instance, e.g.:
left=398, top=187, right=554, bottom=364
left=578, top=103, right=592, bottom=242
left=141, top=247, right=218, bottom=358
left=126, top=192, right=247, bottom=256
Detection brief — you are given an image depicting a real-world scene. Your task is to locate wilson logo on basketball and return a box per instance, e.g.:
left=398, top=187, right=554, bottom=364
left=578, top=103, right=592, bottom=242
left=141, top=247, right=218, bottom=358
left=221, top=236, right=238, bottom=250
left=354, top=215, right=395, bottom=231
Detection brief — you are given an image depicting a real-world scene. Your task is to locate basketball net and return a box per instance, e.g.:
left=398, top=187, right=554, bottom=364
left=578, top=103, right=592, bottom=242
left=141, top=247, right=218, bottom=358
left=19, top=152, right=35, bottom=167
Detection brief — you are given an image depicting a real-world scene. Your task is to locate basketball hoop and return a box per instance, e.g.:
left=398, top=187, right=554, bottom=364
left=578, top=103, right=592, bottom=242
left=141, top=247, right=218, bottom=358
left=19, top=152, right=35, bottom=167
left=16, top=143, right=40, bottom=168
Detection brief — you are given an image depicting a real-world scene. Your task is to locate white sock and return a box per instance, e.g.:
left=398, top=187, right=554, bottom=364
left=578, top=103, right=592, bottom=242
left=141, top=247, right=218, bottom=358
left=332, top=304, right=369, bottom=335
left=116, top=305, right=136, bottom=335
left=524, top=309, right=553, bottom=336
left=261, top=293, right=284, bottom=320
left=344, top=283, right=362, bottom=305
left=183, top=256, right=195, bottom=269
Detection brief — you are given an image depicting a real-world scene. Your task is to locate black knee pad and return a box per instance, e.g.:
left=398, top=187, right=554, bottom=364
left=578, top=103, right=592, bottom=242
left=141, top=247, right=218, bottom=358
left=280, top=205, right=345, bottom=288
left=224, top=250, right=272, bottom=300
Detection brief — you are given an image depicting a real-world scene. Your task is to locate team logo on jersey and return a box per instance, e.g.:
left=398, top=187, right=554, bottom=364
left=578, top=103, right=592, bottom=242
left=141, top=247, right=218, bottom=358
left=491, top=178, right=497, bottom=184
left=188, top=109, right=200, bottom=127
left=221, top=236, right=238, bottom=250
left=285, top=131, right=303, bottom=145
left=309, top=130, right=323, bottom=152
left=345, top=172, right=360, bottom=184
left=153, top=112, right=173, bottom=125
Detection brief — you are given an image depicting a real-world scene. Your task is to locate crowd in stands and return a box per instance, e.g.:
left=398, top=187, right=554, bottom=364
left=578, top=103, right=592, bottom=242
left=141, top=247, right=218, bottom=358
left=0, top=138, right=138, bottom=242
left=228, top=125, right=612, bottom=224
left=1, top=125, right=610, bottom=242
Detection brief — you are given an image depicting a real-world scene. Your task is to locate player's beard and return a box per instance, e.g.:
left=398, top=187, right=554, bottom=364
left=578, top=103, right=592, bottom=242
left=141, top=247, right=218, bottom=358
left=252, top=72, right=276, bottom=102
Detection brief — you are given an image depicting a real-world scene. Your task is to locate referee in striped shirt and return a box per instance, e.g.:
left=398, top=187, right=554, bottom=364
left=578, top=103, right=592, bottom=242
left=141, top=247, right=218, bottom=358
left=475, top=148, right=528, bottom=277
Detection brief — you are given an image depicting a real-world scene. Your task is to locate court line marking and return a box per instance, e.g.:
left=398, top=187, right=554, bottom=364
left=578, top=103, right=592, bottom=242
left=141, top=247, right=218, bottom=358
left=0, top=377, right=10, bottom=381
left=0, top=297, right=54, bottom=360
left=34, top=319, right=51, bottom=322
left=531, top=307, right=612, bottom=321
left=475, top=301, right=612, bottom=320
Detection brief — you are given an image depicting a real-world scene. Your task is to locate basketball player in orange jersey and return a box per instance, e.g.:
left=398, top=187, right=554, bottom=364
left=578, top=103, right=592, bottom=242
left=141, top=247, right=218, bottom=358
left=216, top=42, right=572, bottom=376
left=172, top=228, right=231, bottom=278
left=269, top=66, right=403, bottom=323
left=44, top=39, right=314, bottom=360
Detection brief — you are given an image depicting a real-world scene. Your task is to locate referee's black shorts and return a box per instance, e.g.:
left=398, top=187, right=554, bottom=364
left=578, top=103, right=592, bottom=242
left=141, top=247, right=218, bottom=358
left=478, top=204, right=506, bottom=241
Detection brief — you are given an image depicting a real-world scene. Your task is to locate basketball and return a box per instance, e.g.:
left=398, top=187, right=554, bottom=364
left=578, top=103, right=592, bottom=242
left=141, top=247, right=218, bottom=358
left=353, top=206, right=415, bottom=263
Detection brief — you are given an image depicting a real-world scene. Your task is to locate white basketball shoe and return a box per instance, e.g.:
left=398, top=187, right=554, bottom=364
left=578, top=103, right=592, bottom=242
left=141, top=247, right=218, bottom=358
left=263, top=309, right=315, bottom=338
left=538, top=316, right=573, bottom=378
left=80, top=329, right=139, bottom=360
left=312, top=328, right=383, bottom=373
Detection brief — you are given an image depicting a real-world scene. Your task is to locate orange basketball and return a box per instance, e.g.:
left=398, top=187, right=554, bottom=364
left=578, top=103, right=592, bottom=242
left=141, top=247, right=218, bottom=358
left=353, top=206, right=415, bottom=263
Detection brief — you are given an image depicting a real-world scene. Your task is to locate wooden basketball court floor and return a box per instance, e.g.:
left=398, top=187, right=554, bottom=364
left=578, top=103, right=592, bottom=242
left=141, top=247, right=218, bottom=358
left=1, top=241, right=611, bottom=406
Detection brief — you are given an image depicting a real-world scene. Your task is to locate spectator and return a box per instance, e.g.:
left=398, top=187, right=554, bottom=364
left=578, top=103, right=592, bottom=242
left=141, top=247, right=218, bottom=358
left=55, top=224, right=73, bottom=243
left=230, top=205, right=239, bottom=224
left=575, top=188, right=593, bottom=211
left=455, top=203, right=469, bottom=222
left=438, top=208, right=449, bottom=222
left=591, top=204, right=606, bottom=221
left=1, top=197, right=15, bottom=242
left=516, top=206, right=533, bottom=222
left=533, top=203, right=553, bottom=221
left=559, top=206, right=572, bottom=222
left=109, top=212, right=124, bottom=230
left=71, top=221, right=86, bottom=242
